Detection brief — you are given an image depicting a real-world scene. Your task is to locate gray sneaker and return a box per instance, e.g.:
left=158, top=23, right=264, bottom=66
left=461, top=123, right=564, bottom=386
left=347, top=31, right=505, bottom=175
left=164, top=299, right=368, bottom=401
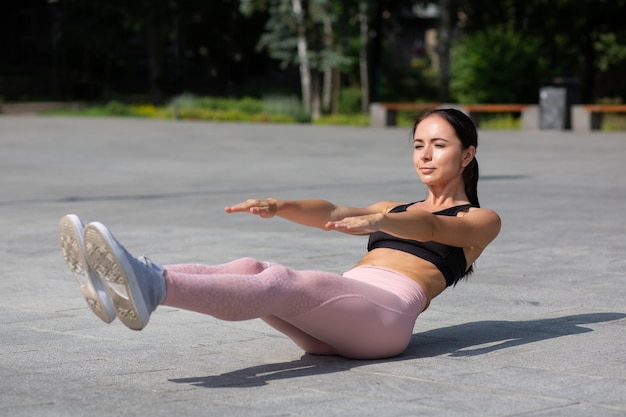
left=82, top=222, right=166, bottom=331
left=58, top=214, right=116, bottom=323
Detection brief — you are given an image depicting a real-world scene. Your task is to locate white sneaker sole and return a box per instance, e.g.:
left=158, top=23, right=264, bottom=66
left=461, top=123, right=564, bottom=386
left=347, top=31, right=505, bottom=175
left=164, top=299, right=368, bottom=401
left=83, top=222, right=149, bottom=330
left=58, top=215, right=116, bottom=323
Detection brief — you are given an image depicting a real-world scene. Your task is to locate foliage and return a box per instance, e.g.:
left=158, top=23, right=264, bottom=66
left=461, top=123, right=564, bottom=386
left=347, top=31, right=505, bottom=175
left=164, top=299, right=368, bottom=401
left=378, top=65, right=439, bottom=103
left=37, top=94, right=625, bottom=130
left=104, top=101, right=135, bottom=116
left=478, top=114, right=521, bottom=130
left=5, top=0, right=626, bottom=105
left=261, top=95, right=311, bottom=123
left=49, top=0, right=270, bottom=101
left=450, top=27, right=546, bottom=103
left=244, top=0, right=353, bottom=72
left=239, top=0, right=360, bottom=116
left=313, top=113, right=369, bottom=126
left=173, top=95, right=265, bottom=114
left=170, top=94, right=305, bottom=122
left=456, top=0, right=626, bottom=102
left=602, top=114, right=626, bottom=131
left=594, top=32, right=626, bottom=72
left=592, top=27, right=626, bottom=107
left=174, top=108, right=295, bottom=123
left=337, top=87, right=362, bottom=114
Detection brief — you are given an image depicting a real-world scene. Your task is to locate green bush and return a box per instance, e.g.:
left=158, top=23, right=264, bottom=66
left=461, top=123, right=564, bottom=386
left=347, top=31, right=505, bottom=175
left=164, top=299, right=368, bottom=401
left=262, top=95, right=310, bottom=123
left=478, top=114, right=521, bottom=129
left=376, top=41, right=439, bottom=103
left=314, top=113, right=369, bottom=126
left=173, top=95, right=264, bottom=114
left=602, top=113, right=626, bottom=131
left=175, top=107, right=295, bottom=123
left=104, top=100, right=133, bottom=116
left=451, top=27, right=547, bottom=104
left=338, top=87, right=362, bottom=113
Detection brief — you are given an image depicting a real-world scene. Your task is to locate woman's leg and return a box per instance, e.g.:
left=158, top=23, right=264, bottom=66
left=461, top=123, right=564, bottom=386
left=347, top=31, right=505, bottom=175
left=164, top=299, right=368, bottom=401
left=162, top=261, right=350, bottom=320
left=78, top=219, right=424, bottom=357
left=163, top=263, right=427, bottom=359
left=163, top=261, right=346, bottom=355
left=276, top=266, right=428, bottom=359
left=165, top=258, right=267, bottom=275
left=261, top=316, right=338, bottom=356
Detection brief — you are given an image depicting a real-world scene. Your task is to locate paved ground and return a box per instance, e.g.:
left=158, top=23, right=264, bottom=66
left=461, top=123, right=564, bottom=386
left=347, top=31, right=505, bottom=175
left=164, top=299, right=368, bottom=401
left=0, top=115, right=624, bottom=417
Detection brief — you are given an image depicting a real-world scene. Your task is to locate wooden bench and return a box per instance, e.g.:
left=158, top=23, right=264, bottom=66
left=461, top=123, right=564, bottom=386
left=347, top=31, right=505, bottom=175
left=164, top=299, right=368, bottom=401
left=369, top=102, right=440, bottom=127
left=369, top=102, right=537, bottom=129
left=572, top=104, right=626, bottom=131
left=464, top=104, right=528, bottom=126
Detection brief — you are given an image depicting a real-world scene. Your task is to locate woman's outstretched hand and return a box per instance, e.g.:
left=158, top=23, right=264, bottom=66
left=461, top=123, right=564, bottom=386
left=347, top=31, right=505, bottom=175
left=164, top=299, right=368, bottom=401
left=225, top=198, right=389, bottom=233
left=324, top=213, right=384, bottom=235
left=224, top=198, right=278, bottom=218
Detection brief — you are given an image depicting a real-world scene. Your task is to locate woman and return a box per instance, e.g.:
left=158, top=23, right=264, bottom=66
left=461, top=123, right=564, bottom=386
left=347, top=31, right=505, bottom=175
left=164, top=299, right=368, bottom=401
left=59, top=108, right=500, bottom=359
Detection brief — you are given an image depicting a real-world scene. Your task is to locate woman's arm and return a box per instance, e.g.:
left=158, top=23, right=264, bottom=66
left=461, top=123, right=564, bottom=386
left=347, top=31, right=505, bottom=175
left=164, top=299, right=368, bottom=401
left=326, top=208, right=501, bottom=250
left=225, top=198, right=396, bottom=230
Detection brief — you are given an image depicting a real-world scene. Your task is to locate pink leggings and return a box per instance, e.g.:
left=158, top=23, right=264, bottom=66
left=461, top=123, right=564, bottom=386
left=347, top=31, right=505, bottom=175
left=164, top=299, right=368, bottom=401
left=162, top=258, right=427, bottom=359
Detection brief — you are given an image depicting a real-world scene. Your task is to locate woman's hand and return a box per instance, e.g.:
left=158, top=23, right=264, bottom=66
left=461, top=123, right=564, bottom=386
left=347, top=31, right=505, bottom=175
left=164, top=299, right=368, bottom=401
left=324, top=213, right=385, bottom=235
left=224, top=198, right=278, bottom=218
left=224, top=198, right=395, bottom=231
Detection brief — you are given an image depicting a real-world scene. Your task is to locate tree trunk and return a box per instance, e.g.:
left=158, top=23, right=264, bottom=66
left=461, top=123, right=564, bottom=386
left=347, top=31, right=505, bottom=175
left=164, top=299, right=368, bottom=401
left=369, top=0, right=382, bottom=103
left=311, top=70, right=322, bottom=120
left=359, top=0, right=370, bottom=113
left=145, top=10, right=164, bottom=104
left=292, top=0, right=312, bottom=114
left=437, top=0, right=451, bottom=102
left=332, top=67, right=341, bottom=113
left=322, top=13, right=334, bottom=113
left=323, top=68, right=333, bottom=113
left=581, top=32, right=596, bottom=103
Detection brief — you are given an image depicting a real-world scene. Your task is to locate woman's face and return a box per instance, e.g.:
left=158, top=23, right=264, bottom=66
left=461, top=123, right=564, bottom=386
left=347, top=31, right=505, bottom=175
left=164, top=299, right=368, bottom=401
left=412, top=115, right=475, bottom=186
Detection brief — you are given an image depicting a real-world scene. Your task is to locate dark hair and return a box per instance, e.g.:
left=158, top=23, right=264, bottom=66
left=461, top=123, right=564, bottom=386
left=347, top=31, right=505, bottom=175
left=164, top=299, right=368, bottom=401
left=413, top=108, right=480, bottom=281
left=413, top=108, right=480, bottom=208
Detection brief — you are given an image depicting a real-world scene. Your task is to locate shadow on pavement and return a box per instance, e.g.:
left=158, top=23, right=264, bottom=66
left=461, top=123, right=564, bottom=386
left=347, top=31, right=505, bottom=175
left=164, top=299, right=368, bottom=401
left=169, top=312, right=624, bottom=388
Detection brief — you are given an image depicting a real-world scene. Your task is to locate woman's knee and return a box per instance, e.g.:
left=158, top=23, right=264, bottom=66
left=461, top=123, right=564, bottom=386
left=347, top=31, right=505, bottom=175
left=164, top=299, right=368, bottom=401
left=229, top=257, right=267, bottom=273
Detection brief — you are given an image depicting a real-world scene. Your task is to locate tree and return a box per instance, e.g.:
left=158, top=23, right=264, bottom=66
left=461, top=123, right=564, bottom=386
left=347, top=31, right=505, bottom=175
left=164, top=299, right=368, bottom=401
left=455, top=0, right=626, bottom=102
left=437, top=0, right=451, bottom=102
left=292, top=0, right=313, bottom=113
left=241, top=0, right=356, bottom=118
left=54, top=0, right=267, bottom=102
left=358, top=1, right=370, bottom=112
left=140, top=0, right=169, bottom=104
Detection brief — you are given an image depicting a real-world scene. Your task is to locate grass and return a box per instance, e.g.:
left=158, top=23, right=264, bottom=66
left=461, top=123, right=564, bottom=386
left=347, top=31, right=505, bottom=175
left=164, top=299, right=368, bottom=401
left=42, top=95, right=308, bottom=124
left=30, top=95, right=626, bottom=130
left=314, top=113, right=370, bottom=126
left=479, top=113, right=522, bottom=129
left=602, top=113, right=626, bottom=131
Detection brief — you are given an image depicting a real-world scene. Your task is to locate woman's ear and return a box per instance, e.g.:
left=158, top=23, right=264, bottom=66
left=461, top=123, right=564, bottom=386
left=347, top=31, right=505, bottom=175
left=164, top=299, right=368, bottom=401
left=461, top=146, right=476, bottom=167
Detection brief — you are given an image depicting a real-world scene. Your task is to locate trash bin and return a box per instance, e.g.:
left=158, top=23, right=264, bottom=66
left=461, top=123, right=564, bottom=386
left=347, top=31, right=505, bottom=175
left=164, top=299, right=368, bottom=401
left=539, top=78, right=581, bottom=130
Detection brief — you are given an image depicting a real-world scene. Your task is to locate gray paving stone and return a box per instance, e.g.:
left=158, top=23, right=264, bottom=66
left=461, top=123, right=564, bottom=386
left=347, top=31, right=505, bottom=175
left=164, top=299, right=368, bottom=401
left=0, top=116, right=625, bottom=416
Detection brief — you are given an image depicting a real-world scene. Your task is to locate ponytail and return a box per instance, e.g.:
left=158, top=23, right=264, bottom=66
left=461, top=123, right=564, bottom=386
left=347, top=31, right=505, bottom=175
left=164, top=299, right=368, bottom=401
left=463, top=157, right=480, bottom=208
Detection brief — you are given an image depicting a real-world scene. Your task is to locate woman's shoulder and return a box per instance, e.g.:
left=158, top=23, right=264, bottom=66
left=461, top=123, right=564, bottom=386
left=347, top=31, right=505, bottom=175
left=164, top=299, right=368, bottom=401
left=463, top=207, right=502, bottom=238
left=466, top=206, right=499, bottom=218
left=464, top=206, right=500, bottom=221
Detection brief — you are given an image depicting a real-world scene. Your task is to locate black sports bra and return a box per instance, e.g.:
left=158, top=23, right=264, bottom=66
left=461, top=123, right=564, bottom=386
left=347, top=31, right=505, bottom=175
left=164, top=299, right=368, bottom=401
left=367, top=202, right=472, bottom=287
